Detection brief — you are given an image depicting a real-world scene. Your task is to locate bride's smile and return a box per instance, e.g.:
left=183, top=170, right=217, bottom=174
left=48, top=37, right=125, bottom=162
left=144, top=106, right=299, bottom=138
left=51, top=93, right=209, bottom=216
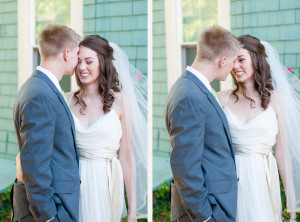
left=234, top=71, right=245, bottom=77
left=79, top=73, right=90, bottom=78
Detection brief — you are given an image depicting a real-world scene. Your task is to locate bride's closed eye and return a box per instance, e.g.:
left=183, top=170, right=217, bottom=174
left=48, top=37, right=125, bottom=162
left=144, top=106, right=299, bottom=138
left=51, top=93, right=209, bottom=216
left=77, top=60, right=93, bottom=64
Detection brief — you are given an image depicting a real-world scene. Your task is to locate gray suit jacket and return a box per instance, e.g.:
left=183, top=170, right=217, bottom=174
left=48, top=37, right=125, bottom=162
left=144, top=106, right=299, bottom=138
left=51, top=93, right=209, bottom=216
left=12, top=70, right=80, bottom=222
left=166, top=71, right=238, bottom=222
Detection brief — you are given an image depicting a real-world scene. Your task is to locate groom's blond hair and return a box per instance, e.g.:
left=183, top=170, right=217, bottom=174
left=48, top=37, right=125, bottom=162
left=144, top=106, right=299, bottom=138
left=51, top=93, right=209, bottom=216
left=38, top=23, right=81, bottom=58
left=196, top=26, right=240, bottom=61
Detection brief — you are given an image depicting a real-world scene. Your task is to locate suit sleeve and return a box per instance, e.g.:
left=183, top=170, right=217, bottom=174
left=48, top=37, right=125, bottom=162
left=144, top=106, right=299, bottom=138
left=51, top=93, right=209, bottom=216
left=169, top=96, right=212, bottom=221
left=19, top=94, right=57, bottom=221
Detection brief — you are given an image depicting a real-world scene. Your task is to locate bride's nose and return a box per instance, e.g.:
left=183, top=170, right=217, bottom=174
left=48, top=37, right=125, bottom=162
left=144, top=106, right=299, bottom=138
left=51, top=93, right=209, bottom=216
left=79, top=61, right=86, bottom=70
left=233, top=61, right=240, bottom=70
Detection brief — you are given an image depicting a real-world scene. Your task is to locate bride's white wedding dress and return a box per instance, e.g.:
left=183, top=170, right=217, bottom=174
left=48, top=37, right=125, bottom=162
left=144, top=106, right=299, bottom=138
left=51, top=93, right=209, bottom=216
left=223, top=91, right=282, bottom=222
left=69, top=95, right=126, bottom=222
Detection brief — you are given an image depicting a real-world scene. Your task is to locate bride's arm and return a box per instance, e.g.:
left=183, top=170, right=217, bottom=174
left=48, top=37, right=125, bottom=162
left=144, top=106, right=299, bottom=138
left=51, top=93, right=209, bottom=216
left=117, top=93, right=137, bottom=221
left=272, top=94, right=296, bottom=220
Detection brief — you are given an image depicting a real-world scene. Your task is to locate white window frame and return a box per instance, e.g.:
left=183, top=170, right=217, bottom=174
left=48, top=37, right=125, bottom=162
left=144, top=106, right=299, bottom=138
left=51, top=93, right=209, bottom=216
left=165, top=0, right=183, bottom=91
left=18, top=0, right=83, bottom=91
left=218, top=0, right=233, bottom=91
left=18, top=0, right=35, bottom=89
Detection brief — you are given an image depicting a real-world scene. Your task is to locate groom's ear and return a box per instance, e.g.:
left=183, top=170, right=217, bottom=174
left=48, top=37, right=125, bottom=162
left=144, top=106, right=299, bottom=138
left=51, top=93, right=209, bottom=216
left=218, top=56, right=227, bottom=67
left=63, top=49, right=70, bottom=61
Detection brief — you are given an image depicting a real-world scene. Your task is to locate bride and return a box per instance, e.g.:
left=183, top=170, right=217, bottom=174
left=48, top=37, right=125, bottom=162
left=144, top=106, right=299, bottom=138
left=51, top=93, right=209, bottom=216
left=217, top=34, right=299, bottom=221
left=68, top=35, right=147, bottom=222
left=17, top=35, right=148, bottom=221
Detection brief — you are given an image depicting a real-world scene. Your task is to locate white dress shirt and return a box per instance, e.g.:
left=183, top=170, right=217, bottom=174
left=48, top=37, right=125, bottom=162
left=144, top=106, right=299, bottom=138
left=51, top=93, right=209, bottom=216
left=186, top=66, right=212, bottom=92
left=37, top=66, right=61, bottom=92
left=186, top=66, right=212, bottom=222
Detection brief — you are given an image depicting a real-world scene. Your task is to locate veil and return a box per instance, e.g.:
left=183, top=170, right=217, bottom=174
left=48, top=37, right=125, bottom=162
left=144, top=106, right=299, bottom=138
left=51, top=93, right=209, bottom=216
left=261, top=41, right=300, bottom=212
left=109, top=42, right=148, bottom=219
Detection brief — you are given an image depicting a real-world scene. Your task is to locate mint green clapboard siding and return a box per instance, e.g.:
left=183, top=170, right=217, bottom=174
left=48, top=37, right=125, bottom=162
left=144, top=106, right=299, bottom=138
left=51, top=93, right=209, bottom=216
left=83, top=0, right=147, bottom=75
left=152, top=0, right=171, bottom=156
left=0, top=0, right=18, bottom=159
left=231, top=0, right=300, bottom=78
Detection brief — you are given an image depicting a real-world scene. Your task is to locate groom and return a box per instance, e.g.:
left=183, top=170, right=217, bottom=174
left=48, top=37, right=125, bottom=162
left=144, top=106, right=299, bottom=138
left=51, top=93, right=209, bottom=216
left=166, top=26, right=240, bottom=222
left=12, top=24, right=81, bottom=222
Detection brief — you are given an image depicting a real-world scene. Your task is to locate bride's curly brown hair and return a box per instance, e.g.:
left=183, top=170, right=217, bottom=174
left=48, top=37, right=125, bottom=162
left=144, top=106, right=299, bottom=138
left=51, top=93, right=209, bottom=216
left=232, top=34, right=273, bottom=109
left=74, top=35, right=120, bottom=114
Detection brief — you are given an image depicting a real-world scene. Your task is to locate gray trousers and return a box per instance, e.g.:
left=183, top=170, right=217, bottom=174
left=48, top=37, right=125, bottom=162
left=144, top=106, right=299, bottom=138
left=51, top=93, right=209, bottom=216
left=177, top=214, right=215, bottom=222
left=177, top=214, right=192, bottom=222
left=18, top=214, right=34, bottom=222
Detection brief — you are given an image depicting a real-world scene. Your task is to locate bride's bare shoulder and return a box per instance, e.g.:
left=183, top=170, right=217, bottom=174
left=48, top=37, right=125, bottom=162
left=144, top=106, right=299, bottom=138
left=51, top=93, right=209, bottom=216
left=113, top=91, right=122, bottom=105
left=270, top=90, right=280, bottom=115
left=65, top=91, right=72, bottom=98
left=114, top=92, right=132, bottom=108
left=217, top=89, right=233, bottom=107
left=113, top=92, right=133, bottom=120
left=65, top=91, right=76, bottom=104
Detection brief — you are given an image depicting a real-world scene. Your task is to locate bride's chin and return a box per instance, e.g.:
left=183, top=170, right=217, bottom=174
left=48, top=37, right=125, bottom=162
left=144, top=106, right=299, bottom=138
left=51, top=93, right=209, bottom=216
left=235, top=75, right=244, bottom=81
left=79, top=77, right=91, bottom=83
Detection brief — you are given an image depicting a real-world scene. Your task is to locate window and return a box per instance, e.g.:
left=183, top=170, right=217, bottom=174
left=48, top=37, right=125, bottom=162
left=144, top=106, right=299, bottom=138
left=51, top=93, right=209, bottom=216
left=182, top=0, right=218, bottom=42
left=35, top=0, right=71, bottom=44
left=34, top=0, right=71, bottom=92
left=181, top=0, right=220, bottom=91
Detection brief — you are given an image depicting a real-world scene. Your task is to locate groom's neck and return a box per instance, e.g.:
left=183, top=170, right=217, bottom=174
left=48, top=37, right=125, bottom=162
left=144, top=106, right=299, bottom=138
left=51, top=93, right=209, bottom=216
left=40, top=58, right=64, bottom=81
left=191, top=60, right=217, bottom=83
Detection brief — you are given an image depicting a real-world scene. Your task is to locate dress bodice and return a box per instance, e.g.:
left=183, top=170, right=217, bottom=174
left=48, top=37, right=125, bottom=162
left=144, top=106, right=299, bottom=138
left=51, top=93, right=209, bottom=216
left=224, top=106, right=278, bottom=152
left=72, top=109, right=123, bottom=158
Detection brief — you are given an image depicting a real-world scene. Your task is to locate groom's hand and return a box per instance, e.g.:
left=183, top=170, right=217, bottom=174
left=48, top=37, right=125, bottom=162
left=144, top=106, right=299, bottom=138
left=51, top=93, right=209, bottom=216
left=16, top=152, right=24, bottom=183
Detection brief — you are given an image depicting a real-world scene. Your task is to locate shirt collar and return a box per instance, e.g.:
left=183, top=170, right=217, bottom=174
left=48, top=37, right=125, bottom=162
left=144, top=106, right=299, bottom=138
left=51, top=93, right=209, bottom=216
left=186, top=66, right=212, bottom=92
left=37, top=66, right=61, bottom=92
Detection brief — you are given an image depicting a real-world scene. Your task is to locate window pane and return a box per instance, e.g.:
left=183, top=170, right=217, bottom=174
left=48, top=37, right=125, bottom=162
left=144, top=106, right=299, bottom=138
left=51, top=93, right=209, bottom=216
left=185, top=47, right=196, bottom=66
left=182, top=0, right=218, bottom=42
left=35, top=0, right=71, bottom=44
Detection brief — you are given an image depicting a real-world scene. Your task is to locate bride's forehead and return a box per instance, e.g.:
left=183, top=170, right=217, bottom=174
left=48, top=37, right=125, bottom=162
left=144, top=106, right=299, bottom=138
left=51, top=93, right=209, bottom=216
left=238, top=48, right=249, bottom=54
left=237, top=48, right=251, bottom=58
left=78, top=46, right=97, bottom=57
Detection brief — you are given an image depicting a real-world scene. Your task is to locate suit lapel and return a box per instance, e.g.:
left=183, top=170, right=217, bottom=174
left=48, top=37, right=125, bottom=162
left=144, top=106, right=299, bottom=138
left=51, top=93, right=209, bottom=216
left=206, top=91, right=235, bottom=161
left=33, top=71, right=79, bottom=163
left=183, top=71, right=235, bottom=161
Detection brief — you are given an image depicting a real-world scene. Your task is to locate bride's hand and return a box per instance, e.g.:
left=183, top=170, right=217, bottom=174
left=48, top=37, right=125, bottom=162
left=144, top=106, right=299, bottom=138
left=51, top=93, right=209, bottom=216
left=288, top=212, right=296, bottom=221
left=16, top=153, right=24, bottom=183
left=127, top=215, right=137, bottom=222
